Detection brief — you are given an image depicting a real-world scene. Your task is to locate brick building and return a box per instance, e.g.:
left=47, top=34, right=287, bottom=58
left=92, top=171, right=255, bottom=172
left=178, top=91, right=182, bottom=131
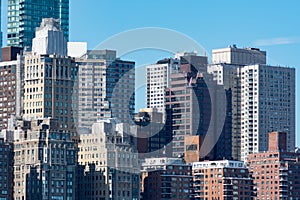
left=0, top=47, right=23, bottom=131
left=192, top=160, right=255, bottom=200
left=165, top=54, right=232, bottom=161
left=248, top=132, right=300, bottom=199
left=141, top=157, right=193, bottom=200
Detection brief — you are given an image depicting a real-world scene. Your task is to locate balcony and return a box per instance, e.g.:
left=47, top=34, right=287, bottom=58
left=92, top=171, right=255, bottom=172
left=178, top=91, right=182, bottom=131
left=279, top=193, right=288, bottom=198
left=279, top=167, right=288, bottom=171
left=194, top=188, right=203, bottom=193
left=161, top=185, right=171, bottom=188
left=223, top=186, right=233, bottom=191
left=279, top=172, right=288, bottom=176
left=279, top=178, right=288, bottom=182
left=223, top=191, right=233, bottom=196
left=193, top=182, right=204, bottom=186
left=161, top=192, right=172, bottom=195
left=279, top=188, right=288, bottom=192
left=193, top=172, right=204, bottom=176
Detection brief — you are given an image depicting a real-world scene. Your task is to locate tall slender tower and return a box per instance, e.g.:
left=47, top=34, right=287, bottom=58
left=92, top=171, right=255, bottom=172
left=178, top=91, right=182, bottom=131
left=22, top=18, right=77, bottom=134
left=146, top=58, right=180, bottom=119
left=7, top=0, right=69, bottom=49
left=240, top=64, right=295, bottom=161
left=208, top=45, right=267, bottom=161
left=0, top=0, right=3, bottom=60
left=166, top=54, right=232, bottom=160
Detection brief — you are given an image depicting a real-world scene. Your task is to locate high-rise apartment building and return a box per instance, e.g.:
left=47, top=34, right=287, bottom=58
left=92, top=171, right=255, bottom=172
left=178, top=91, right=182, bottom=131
left=22, top=53, right=78, bottom=130
left=208, top=45, right=295, bottom=161
left=165, top=54, right=207, bottom=158
left=0, top=47, right=23, bottom=131
left=146, top=53, right=199, bottom=119
left=76, top=50, right=135, bottom=133
left=0, top=0, right=2, bottom=61
left=192, top=160, right=256, bottom=200
left=240, top=64, right=295, bottom=161
left=146, top=58, right=180, bottom=117
left=248, top=132, right=300, bottom=199
left=209, top=46, right=267, bottom=161
left=7, top=0, right=69, bottom=49
left=22, top=19, right=78, bottom=133
left=78, top=119, right=140, bottom=200
left=208, top=63, right=243, bottom=160
left=165, top=54, right=232, bottom=160
left=141, top=157, right=193, bottom=200
left=11, top=118, right=78, bottom=200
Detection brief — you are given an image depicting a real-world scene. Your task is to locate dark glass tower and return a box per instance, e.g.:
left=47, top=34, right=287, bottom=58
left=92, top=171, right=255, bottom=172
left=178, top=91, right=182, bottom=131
left=0, top=0, right=2, bottom=60
left=7, top=0, right=69, bottom=49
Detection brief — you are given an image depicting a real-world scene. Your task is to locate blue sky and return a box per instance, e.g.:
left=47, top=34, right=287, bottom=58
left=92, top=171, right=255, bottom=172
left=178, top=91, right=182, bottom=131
left=2, top=1, right=300, bottom=145
left=70, top=0, right=300, bottom=145
left=69, top=0, right=300, bottom=145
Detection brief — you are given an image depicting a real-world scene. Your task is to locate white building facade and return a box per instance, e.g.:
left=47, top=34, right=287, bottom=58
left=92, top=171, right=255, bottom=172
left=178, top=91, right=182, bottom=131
left=22, top=18, right=78, bottom=134
left=146, top=58, right=179, bottom=119
left=240, top=64, right=295, bottom=161
left=76, top=50, right=135, bottom=133
left=208, top=46, right=295, bottom=162
left=0, top=0, right=2, bottom=61
left=32, top=18, right=67, bottom=57
left=212, top=44, right=266, bottom=65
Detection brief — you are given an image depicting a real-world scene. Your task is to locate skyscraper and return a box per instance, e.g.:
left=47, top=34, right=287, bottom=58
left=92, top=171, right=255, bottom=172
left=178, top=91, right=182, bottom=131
left=145, top=53, right=198, bottom=120
left=146, top=58, right=180, bottom=118
left=22, top=18, right=78, bottom=134
left=165, top=54, right=232, bottom=160
left=32, top=18, right=67, bottom=57
left=208, top=63, right=243, bottom=160
left=209, top=45, right=267, bottom=159
left=165, top=54, right=208, bottom=158
left=7, top=0, right=69, bottom=49
left=240, top=64, right=295, bottom=161
left=76, top=50, right=135, bottom=134
left=22, top=53, right=78, bottom=130
left=208, top=45, right=295, bottom=161
left=0, top=0, right=2, bottom=61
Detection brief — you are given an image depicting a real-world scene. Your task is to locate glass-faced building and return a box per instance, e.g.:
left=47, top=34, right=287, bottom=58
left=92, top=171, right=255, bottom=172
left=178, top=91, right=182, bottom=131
left=0, top=0, right=2, bottom=60
left=7, top=0, right=69, bottom=49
